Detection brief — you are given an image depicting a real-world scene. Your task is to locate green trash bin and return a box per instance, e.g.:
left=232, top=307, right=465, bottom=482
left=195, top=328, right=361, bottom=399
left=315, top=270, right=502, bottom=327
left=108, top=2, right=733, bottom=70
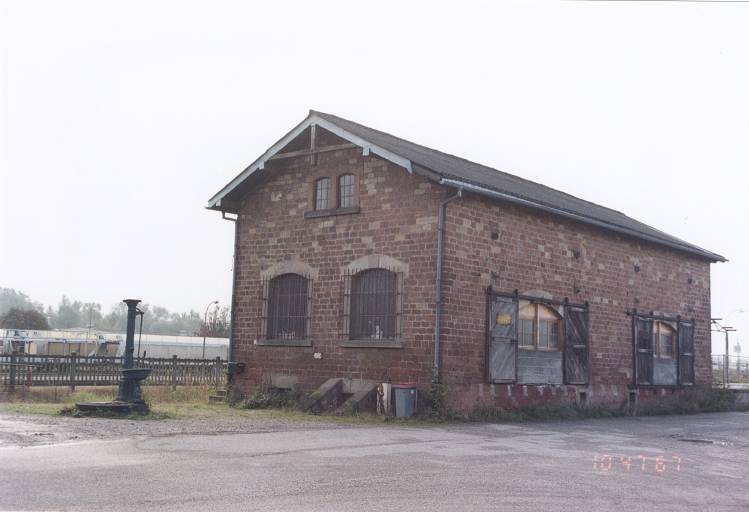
left=393, top=382, right=418, bottom=417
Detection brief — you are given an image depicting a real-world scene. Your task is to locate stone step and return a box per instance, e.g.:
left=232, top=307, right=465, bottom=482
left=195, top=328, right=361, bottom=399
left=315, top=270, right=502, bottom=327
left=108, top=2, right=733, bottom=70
left=300, top=378, right=344, bottom=413
left=335, top=384, right=378, bottom=415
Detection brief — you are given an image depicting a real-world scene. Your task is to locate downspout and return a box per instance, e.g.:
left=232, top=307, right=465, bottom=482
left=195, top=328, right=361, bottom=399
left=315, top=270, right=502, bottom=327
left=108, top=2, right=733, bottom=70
left=222, top=211, right=238, bottom=371
left=434, top=188, right=462, bottom=380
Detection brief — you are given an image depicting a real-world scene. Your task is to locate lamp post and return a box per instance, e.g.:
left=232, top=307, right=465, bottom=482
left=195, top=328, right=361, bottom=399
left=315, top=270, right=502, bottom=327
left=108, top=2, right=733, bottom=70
left=203, top=300, right=219, bottom=359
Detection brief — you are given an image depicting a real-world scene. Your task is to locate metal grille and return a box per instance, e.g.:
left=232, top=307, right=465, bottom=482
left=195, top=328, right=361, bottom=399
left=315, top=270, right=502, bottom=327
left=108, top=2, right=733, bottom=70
left=315, top=177, right=330, bottom=211
left=338, top=174, right=354, bottom=208
left=266, top=274, right=309, bottom=340
left=349, top=269, right=398, bottom=340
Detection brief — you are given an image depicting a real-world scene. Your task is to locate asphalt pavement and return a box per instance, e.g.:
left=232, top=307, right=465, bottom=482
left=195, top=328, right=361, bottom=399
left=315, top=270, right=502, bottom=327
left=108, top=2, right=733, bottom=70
left=1, top=411, right=747, bottom=511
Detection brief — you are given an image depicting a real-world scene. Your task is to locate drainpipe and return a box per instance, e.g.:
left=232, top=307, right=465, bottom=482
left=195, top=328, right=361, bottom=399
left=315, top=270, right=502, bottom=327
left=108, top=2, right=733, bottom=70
left=434, top=188, right=462, bottom=380
left=222, top=211, right=238, bottom=369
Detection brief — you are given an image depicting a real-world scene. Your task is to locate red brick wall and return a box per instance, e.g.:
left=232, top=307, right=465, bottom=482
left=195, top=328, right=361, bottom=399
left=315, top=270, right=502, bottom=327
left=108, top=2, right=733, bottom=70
left=231, top=149, right=444, bottom=393
left=230, top=153, right=713, bottom=411
left=439, top=193, right=712, bottom=410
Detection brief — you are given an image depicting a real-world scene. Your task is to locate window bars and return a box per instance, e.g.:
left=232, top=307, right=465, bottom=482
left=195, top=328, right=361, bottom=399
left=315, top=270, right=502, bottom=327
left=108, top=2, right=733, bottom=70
left=338, top=174, right=354, bottom=208
left=260, top=274, right=312, bottom=341
left=343, top=268, right=403, bottom=341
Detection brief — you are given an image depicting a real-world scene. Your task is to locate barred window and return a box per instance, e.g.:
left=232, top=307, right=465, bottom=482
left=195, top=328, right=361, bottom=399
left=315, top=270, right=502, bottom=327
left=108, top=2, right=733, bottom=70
left=314, top=177, right=330, bottom=211
left=350, top=269, right=397, bottom=340
left=267, top=274, right=309, bottom=340
left=338, top=174, right=354, bottom=208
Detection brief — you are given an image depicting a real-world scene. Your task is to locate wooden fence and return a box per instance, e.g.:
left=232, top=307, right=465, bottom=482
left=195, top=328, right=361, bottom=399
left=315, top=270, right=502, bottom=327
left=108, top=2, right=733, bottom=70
left=0, top=353, right=227, bottom=390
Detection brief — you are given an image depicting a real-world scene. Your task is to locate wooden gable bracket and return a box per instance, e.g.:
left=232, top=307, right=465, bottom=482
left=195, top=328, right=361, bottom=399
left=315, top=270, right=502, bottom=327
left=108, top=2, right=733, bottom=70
left=269, top=143, right=358, bottom=161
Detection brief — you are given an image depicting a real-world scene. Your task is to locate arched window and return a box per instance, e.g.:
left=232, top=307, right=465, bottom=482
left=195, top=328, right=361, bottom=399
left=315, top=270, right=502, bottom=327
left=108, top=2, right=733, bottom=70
left=338, top=174, right=354, bottom=208
left=349, top=268, right=398, bottom=340
left=654, top=321, right=675, bottom=359
left=266, top=273, right=310, bottom=340
left=518, top=303, right=562, bottom=350
left=314, top=177, right=331, bottom=211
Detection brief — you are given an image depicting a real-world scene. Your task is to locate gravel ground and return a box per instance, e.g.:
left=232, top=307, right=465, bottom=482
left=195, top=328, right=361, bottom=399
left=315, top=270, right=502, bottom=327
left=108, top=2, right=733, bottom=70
left=0, top=409, right=356, bottom=447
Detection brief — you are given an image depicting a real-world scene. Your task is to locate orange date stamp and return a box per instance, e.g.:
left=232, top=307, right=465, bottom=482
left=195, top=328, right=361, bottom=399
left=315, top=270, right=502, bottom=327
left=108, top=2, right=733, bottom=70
left=593, top=454, right=682, bottom=474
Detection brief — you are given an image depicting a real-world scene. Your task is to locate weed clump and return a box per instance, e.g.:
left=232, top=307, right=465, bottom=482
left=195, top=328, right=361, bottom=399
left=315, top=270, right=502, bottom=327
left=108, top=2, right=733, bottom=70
left=636, top=388, right=746, bottom=416
left=241, top=384, right=301, bottom=410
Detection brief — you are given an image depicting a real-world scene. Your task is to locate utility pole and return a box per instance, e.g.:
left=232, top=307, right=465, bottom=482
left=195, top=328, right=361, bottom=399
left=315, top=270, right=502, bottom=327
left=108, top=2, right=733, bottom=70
left=712, top=319, right=736, bottom=389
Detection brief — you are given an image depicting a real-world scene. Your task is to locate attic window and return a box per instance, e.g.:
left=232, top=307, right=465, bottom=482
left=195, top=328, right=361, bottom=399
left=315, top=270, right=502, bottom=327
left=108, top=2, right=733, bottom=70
left=314, top=178, right=331, bottom=211
left=338, top=174, right=354, bottom=208
left=305, top=174, right=360, bottom=219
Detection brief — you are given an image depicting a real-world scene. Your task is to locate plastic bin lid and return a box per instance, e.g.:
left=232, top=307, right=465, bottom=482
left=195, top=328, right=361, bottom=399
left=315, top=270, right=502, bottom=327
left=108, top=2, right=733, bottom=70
left=392, top=382, right=417, bottom=388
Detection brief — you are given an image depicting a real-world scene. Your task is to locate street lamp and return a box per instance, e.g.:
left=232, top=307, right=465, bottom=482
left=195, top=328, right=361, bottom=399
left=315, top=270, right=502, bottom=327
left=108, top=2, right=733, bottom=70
left=203, top=300, right=219, bottom=359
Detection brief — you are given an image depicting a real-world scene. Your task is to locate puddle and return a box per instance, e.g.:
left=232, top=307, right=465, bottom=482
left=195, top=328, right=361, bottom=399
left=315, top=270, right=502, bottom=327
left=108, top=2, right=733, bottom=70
left=670, top=434, right=732, bottom=447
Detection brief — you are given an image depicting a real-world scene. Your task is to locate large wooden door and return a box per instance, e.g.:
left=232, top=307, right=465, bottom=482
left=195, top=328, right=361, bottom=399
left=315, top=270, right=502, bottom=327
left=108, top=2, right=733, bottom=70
left=487, top=295, right=518, bottom=383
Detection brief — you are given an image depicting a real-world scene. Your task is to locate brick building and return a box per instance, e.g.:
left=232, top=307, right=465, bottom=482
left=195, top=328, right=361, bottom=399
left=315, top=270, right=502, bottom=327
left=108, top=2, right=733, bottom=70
left=208, top=111, right=726, bottom=411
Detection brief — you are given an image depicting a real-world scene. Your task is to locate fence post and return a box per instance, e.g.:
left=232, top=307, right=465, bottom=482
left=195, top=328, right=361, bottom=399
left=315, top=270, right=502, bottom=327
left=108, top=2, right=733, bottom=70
left=9, top=351, right=16, bottom=392
left=214, top=356, right=221, bottom=387
left=70, top=352, right=77, bottom=392
left=171, top=355, right=178, bottom=391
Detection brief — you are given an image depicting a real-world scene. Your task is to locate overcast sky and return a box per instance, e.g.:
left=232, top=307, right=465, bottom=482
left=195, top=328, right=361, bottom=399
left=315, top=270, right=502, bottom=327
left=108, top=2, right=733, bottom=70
left=1, top=1, right=747, bottom=353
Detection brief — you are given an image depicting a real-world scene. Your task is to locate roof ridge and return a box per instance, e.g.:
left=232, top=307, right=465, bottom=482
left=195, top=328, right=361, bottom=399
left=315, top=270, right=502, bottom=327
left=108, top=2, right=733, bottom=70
left=208, top=110, right=724, bottom=262
left=312, top=110, right=629, bottom=218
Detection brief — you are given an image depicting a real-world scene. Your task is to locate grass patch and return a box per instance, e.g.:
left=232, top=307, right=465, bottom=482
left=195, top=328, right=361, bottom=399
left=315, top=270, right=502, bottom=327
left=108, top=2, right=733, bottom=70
left=4, top=385, right=747, bottom=426
left=0, top=402, right=66, bottom=416
left=635, top=388, right=749, bottom=416
left=0, top=385, right=222, bottom=420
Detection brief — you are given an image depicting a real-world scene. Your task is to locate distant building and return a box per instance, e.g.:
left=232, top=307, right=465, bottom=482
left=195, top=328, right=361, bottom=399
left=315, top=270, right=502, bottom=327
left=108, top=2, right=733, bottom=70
left=0, top=328, right=228, bottom=359
left=209, top=111, right=725, bottom=411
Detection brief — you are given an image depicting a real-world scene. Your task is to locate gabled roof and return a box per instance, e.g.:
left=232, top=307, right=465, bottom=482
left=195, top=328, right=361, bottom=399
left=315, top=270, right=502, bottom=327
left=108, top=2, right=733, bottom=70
left=209, top=110, right=726, bottom=263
